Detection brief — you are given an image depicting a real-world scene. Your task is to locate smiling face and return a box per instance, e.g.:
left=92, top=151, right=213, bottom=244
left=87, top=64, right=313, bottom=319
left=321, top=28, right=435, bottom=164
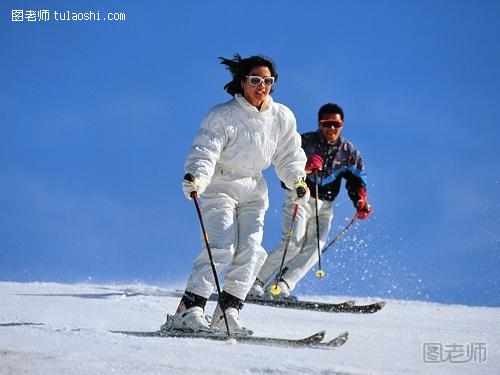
left=241, top=66, right=273, bottom=110
left=319, top=113, right=343, bottom=144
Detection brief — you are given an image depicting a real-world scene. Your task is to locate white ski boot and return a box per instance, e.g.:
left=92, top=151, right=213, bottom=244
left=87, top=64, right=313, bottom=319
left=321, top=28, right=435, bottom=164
left=247, top=279, right=265, bottom=298
left=271, top=280, right=291, bottom=297
left=211, top=303, right=253, bottom=336
left=265, top=280, right=298, bottom=301
left=165, top=300, right=213, bottom=333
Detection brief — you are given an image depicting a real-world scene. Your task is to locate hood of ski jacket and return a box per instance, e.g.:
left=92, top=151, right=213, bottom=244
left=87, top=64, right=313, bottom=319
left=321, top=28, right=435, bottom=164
left=185, top=94, right=306, bottom=189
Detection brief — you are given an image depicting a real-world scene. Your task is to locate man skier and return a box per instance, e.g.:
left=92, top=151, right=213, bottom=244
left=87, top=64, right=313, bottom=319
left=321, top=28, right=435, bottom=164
left=249, top=103, right=372, bottom=299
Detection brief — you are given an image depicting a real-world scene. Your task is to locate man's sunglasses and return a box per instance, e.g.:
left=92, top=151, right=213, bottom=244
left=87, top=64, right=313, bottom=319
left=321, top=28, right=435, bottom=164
left=320, top=121, right=343, bottom=129
left=246, top=76, right=275, bottom=87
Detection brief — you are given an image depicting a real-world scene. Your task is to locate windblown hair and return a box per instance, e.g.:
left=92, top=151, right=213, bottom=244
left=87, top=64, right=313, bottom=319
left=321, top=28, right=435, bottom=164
left=219, top=54, right=278, bottom=96
left=318, top=103, right=344, bottom=122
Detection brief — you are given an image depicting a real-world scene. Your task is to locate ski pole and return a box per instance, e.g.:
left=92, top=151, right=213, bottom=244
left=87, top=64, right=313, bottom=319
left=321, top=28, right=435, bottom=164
left=313, top=170, right=325, bottom=278
left=184, top=173, right=231, bottom=337
left=321, top=214, right=357, bottom=255
left=269, top=203, right=299, bottom=296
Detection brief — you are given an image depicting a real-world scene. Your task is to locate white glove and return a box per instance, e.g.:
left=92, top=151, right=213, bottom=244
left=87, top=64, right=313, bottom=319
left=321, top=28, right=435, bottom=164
left=292, top=179, right=310, bottom=205
left=182, top=177, right=206, bottom=199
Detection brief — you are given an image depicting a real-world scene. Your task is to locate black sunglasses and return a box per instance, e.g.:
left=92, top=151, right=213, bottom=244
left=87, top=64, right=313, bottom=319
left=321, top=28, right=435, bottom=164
left=320, top=121, right=343, bottom=129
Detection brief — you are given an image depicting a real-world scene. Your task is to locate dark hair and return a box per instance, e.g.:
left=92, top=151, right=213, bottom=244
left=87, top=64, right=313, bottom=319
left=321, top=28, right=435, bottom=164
left=318, top=103, right=344, bottom=122
left=219, top=54, right=278, bottom=96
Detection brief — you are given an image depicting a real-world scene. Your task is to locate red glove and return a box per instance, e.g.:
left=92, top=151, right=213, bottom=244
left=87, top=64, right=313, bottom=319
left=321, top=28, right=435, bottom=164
left=355, top=187, right=372, bottom=220
left=356, top=200, right=372, bottom=220
left=305, top=154, right=323, bottom=173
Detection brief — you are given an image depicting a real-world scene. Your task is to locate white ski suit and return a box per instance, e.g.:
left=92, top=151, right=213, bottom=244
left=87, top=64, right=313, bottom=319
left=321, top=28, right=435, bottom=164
left=184, top=94, right=306, bottom=301
left=255, top=190, right=333, bottom=291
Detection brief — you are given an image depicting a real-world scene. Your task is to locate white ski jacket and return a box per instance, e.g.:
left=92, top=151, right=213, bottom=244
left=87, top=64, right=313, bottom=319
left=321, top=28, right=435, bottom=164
left=185, top=94, right=306, bottom=189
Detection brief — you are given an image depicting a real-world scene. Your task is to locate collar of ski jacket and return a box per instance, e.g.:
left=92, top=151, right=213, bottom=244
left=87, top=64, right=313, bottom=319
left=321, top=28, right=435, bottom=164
left=235, top=93, right=273, bottom=113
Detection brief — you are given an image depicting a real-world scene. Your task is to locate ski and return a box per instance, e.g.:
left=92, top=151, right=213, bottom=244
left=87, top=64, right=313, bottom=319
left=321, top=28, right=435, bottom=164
left=245, top=297, right=385, bottom=314
left=205, top=290, right=384, bottom=314
left=112, top=289, right=384, bottom=314
left=110, top=328, right=348, bottom=350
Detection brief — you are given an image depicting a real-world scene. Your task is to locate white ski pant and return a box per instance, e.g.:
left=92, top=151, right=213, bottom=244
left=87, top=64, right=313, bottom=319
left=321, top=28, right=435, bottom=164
left=186, top=169, right=269, bottom=301
left=256, top=190, right=333, bottom=291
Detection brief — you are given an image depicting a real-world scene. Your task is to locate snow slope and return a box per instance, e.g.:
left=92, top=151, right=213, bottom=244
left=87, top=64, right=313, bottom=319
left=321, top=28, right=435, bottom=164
left=0, top=282, right=498, bottom=374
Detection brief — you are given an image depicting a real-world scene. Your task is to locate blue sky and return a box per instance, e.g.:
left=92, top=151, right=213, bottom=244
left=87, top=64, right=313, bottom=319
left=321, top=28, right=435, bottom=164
left=1, top=0, right=499, bottom=306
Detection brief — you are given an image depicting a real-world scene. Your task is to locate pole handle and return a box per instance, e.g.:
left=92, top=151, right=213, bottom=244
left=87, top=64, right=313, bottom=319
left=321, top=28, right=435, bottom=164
left=184, top=173, right=198, bottom=199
